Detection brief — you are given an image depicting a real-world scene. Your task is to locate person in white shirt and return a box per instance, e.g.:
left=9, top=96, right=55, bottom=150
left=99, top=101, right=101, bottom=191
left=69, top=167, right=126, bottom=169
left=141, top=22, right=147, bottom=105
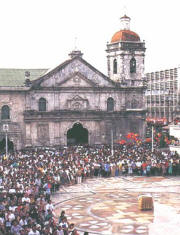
left=19, top=216, right=28, bottom=227
left=22, top=193, right=30, bottom=203
left=59, top=217, right=69, bottom=233
left=56, top=225, right=65, bottom=235
left=45, top=200, right=54, bottom=212
left=6, top=210, right=15, bottom=222
left=28, top=224, right=40, bottom=235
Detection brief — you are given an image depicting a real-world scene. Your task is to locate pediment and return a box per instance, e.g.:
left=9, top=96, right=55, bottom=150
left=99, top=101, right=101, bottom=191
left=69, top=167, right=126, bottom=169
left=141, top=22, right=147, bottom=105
left=71, top=95, right=86, bottom=101
left=56, top=72, right=97, bottom=88
left=32, top=57, right=115, bottom=89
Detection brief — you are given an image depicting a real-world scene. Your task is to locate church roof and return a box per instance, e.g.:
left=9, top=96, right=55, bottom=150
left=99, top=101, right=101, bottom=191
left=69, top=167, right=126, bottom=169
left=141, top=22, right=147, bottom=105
left=0, top=68, right=48, bottom=87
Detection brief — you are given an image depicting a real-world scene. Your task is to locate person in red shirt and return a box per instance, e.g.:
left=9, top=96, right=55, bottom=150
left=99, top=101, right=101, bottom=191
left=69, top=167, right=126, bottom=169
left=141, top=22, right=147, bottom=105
left=142, top=162, right=147, bottom=176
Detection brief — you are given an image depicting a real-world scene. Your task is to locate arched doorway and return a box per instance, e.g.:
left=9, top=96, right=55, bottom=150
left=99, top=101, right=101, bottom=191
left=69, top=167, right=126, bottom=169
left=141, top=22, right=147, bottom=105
left=0, top=138, right=14, bottom=154
left=67, top=123, right=88, bottom=145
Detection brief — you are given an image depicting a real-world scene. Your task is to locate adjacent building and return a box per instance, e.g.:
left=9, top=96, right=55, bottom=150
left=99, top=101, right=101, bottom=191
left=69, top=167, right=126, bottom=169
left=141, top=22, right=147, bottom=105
left=145, top=67, right=180, bottom=123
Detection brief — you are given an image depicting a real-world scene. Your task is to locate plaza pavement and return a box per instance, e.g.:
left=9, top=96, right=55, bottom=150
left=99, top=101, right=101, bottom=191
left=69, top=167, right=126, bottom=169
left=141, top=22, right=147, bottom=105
left=52, top=176, right=180, bottom=235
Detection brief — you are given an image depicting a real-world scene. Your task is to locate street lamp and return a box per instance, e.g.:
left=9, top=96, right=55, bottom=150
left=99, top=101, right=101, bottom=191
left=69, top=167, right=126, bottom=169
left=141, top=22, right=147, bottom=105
left=111, top=130, right=114, bottom=156
left=3, top=124, right=9, bottom=158
left=102, top=133, right=106, bottom=145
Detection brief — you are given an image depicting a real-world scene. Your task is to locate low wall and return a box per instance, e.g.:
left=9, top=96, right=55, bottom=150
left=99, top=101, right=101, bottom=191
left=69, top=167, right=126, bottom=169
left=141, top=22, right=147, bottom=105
left=170, top=145, right=180, bottom=154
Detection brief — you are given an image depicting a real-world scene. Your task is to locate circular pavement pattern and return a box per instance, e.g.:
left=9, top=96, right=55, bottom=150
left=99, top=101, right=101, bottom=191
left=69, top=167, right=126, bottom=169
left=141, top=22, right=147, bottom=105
left=53, top=176, right=180, bottom=235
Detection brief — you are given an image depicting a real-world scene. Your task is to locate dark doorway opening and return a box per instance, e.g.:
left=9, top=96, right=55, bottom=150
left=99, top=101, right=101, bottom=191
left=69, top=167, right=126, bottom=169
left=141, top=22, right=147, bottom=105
left=0, top=138, right=14, bottom=154
left=67, top=123, right=88, bottom=145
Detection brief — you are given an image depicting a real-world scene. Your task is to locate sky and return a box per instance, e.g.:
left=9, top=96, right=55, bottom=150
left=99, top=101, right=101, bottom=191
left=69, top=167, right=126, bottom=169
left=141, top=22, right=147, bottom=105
left=0, top=0, right=180, bottom=75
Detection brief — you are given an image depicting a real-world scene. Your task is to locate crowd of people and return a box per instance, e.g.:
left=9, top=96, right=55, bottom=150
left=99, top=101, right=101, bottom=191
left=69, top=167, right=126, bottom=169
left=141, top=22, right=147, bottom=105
left=0, top=143, right=180, bottom=234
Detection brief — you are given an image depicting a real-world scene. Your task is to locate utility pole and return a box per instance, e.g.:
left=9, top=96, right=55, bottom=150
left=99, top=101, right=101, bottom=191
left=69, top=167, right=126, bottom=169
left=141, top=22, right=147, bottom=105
left=152, top=125, right=154, bottom=152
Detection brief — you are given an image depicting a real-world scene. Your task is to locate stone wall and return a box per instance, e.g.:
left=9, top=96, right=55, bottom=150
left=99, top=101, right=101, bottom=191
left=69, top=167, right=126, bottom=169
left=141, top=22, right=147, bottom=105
left=0, top=91, right=26, bottom=150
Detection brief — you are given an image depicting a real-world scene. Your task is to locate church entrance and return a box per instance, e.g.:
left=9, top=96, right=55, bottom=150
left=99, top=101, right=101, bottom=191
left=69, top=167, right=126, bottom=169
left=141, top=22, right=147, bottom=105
left=67, top=123, right=88, bottom=145
left=0, top=138, right=14, bottom=154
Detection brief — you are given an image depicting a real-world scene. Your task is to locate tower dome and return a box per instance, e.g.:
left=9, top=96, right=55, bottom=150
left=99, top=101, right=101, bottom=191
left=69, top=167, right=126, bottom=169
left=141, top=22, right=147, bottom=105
left=111, top=15, right=140, bottom=43
left=111, top=30, right=140, bottom=43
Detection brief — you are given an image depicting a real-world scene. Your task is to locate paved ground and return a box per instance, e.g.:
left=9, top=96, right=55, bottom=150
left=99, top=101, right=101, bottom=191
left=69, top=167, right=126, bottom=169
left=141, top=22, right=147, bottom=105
left=52, top=176, right=180, bottom=235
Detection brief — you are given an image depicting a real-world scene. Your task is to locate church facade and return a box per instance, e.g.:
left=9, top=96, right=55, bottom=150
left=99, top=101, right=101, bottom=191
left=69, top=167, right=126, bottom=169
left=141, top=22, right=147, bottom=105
left=0, top=15, right=146, bottom=150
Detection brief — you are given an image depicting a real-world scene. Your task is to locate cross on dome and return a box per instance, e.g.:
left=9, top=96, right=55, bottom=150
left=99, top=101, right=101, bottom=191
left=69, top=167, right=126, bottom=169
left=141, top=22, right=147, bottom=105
left=111, top=15, right=140, bottom=43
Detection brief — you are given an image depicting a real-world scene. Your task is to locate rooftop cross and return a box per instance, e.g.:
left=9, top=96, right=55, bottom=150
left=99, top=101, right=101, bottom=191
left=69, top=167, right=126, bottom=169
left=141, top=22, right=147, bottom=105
left=74, top=36, right=78, bottom=50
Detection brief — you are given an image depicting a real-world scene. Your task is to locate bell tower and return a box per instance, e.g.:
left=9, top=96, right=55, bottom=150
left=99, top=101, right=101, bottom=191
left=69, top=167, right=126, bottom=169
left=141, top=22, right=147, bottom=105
left=106, top=15, right=146, bottom=85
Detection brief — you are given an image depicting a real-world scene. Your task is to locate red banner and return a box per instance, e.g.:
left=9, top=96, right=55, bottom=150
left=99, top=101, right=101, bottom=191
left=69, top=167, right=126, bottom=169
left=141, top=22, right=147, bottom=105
left=146, top=117, right=167, bottom=124
left=145, top=138, right=152, bottom=143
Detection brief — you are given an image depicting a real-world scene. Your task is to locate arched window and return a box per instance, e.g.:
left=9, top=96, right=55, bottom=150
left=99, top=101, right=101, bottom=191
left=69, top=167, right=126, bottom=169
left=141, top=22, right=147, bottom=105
left=39, top=98, right=47, bottom=111
left=113, top=59, right=117, bottom=74
left=130, top=57, right=136, bottom=73
left=1, top=105, right=10, bottom=119
left=107, top=97, right=114, bottom=112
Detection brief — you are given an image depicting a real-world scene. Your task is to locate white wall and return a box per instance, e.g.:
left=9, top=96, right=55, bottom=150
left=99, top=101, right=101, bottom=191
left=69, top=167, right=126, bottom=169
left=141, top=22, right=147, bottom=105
left=170, top=124, right=180, bottom=140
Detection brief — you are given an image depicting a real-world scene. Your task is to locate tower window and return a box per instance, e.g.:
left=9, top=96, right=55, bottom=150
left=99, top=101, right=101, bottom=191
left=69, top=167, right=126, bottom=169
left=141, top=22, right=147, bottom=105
left=130, top=57, right=136, bottom=73
left=113, top=59, right=117, bottom=74
left=1, top=105, right=10, bottom=119
left=39, top=98, right=47, bottom=111
left=107, top=97, right=114, bottom=112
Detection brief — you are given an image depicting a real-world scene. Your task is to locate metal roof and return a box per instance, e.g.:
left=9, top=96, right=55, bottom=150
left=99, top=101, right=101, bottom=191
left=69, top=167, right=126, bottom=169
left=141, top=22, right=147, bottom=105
left=0, top=68, right=48, bottom=87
